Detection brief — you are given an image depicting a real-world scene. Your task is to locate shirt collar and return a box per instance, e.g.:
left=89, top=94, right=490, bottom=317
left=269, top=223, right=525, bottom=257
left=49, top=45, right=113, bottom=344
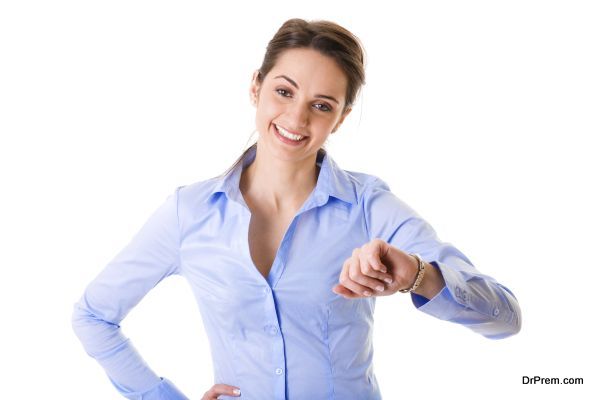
left=206, top=145, right=357, bottom=207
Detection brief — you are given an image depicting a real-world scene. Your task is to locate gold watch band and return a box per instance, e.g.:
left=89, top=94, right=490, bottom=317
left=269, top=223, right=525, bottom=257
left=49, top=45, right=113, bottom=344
left=398, top=253, right=426, bottom=293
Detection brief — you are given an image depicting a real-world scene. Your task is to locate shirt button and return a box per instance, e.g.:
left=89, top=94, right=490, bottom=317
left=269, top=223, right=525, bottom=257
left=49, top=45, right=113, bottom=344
left=454, top=287, right=463, bottom=299
left=263, top=287, right=270, bottom=295
left=275, top=368, right=283, bottom=375
left=493, top=307, right=500, bottom=317
left=264, top=325, right=278, bottom=335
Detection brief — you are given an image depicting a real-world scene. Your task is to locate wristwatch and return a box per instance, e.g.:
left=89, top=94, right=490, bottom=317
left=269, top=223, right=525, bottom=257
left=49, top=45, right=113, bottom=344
left=398, top=253, right=426, bottom=293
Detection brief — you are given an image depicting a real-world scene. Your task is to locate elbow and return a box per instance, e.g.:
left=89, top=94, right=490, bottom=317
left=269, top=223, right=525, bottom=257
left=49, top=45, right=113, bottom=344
left=71, top=302, right=90, bottom=344
left=71, top=300, right=124, bottom=358
left=71, top=302, right=91, bottom=358
left=71, top=301, right=108, bottom=353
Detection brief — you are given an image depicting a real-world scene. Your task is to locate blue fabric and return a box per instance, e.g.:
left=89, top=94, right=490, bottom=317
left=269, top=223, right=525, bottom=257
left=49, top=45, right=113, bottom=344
left=72, top=145, right=521, bottom=399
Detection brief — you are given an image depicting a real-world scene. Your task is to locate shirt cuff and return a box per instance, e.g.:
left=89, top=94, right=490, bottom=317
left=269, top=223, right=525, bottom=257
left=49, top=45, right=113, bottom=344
left=111, top=377, right=189, bottom=400
left=410, top=260, right=466, bottom=320
left=409, top=259, right=522, bottom=339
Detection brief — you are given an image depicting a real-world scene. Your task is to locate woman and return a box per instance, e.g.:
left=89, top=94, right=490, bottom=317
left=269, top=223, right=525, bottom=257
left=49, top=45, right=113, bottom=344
left=72, top=18, right=522, bottom=400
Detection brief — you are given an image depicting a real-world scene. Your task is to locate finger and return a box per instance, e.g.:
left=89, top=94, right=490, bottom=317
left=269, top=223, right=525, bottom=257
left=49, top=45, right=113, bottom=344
left=366, top=249, right=387, bottom=273
left=343, top=257, right=379, bottom=296
left=332, top=283, right=362, bottom=299
left=349, top=269, right=386, bottom=294
left=206, top=384, right=241, bottom=398
left=336, top=260, right=358, bottom=296
left=358, top=252, right=394, bottom=284
left=338, top=257, right=381, bottom=297
left=348, top=257, right=390, bottom=293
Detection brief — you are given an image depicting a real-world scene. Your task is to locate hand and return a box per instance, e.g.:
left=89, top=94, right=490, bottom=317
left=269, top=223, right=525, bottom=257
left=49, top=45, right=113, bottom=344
left=332, top=238, right=420, bottom=298
left=201, top=383, right=241, bottom=399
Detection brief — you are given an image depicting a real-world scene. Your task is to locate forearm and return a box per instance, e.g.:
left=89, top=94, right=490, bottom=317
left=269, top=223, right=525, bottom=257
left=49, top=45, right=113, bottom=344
left=72, top=302, right=161, bottom=391
left=72, top=302, right=189, bottom=399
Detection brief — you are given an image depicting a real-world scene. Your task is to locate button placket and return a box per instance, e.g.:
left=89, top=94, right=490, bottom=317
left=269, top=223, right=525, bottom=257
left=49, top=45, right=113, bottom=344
left=261, top=285, right=286, bottom=398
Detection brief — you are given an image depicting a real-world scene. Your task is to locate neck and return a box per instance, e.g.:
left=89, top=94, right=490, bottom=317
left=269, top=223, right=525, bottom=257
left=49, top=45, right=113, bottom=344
left=240, top=145, right=320, bottom=213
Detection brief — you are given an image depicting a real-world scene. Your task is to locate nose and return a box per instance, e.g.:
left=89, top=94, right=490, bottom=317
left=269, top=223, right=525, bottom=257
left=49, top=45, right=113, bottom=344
left=285, top=100, right=309, bottom=131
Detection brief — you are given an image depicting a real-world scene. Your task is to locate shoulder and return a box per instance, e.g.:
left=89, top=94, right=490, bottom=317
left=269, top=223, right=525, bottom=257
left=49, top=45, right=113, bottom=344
left=177, top=175, right=220, bottom=198
left=170, top=175, right=224, bottom=215
left=344, top=170, right=419, bottom=218
left=339, top=168, right=394, bottom=202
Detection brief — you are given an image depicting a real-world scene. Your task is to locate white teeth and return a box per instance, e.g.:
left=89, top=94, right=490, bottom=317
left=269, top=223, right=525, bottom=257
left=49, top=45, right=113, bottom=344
left=276, top=125, right=304, bottom=141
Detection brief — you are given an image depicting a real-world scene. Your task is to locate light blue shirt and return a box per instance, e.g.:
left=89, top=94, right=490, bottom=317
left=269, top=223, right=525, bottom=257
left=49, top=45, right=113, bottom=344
left=72, top=145, right=521, bottom=399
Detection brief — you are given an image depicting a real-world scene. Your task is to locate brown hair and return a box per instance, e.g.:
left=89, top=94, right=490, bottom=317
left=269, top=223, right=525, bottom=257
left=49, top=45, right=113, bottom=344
left=218, top=18, right=366, bottom=178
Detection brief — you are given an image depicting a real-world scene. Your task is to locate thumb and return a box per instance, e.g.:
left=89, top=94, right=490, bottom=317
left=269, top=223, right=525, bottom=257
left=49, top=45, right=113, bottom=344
left=370, top=239, right=390, bottom=272
left=377, top=240, right=398, bottom=267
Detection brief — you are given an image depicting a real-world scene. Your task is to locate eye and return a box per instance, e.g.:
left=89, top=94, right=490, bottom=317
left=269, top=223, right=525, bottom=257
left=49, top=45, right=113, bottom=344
left=275, top=88, right=292, bottom=97
left=275, top=88, right=332, bottom=112
left=313, top=103, right=332, bottom=112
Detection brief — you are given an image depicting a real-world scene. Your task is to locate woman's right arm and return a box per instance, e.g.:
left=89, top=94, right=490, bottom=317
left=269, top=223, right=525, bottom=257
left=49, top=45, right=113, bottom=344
left=71, top=186, right=189, bottom=400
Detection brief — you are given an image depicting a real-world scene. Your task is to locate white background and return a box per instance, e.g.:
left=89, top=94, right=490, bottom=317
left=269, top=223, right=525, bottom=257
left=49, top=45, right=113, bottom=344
left=1, top=1, right=598, bottom=399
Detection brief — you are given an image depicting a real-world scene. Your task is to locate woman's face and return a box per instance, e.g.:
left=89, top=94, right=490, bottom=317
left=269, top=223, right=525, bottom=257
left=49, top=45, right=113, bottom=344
left=250, top=47, right=352, bottom=163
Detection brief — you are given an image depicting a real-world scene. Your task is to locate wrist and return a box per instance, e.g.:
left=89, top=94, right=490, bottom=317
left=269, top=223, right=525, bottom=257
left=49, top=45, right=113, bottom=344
left=398, top=253, right=426, bottom=293
left=413, top=261, right=445, bottom=299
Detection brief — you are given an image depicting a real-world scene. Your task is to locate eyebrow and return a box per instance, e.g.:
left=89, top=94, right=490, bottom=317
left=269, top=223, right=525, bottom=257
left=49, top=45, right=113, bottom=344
left=274, top=75, right=340, bottom=104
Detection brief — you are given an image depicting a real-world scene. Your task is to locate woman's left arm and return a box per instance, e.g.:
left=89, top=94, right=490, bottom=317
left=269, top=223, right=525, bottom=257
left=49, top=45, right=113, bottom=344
left=350, top=177, right=521, bottom=340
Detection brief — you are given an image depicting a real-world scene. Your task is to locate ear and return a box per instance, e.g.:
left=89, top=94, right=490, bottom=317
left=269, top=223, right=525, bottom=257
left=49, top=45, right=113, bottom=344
left=249, top=70, right=261, bottom=106
left=332, top=107, right=353, bottom=133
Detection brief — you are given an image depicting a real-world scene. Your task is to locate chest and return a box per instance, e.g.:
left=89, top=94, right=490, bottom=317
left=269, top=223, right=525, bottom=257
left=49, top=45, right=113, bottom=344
left=247, top=211, right=296, bottom=279
left=180, top=198, right=370, bottom=310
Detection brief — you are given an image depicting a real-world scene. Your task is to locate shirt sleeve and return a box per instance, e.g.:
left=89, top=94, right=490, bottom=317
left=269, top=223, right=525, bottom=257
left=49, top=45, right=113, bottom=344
left=363, top=177, right=522, bottom=340
left=71, top=186, right=189, bottom=399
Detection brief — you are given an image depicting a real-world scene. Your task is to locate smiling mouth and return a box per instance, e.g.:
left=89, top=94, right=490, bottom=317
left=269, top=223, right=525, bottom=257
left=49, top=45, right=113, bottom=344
left=274, top=124, right=308, bottom=141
